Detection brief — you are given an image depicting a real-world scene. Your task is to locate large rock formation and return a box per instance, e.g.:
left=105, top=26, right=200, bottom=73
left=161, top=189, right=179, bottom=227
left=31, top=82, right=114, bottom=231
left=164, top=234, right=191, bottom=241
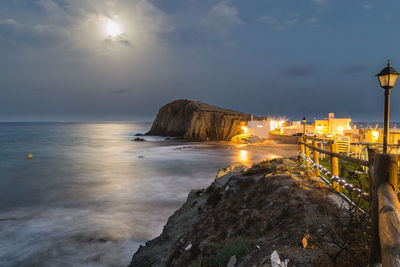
left=146, top=99, right=255, bottom=141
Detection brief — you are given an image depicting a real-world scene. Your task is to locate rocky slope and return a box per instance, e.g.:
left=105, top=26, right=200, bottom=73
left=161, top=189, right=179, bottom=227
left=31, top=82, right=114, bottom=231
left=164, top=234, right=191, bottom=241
left=146, top=100, right=258, bottom=141
left=129, top=158, right=369, bottom=267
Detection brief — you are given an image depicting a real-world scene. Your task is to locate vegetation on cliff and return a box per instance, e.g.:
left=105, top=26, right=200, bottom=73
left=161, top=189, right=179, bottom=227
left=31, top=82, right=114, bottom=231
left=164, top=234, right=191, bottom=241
left=146, top=99, right=257, bottom=141
left=130, top=158, right=370, bottom=266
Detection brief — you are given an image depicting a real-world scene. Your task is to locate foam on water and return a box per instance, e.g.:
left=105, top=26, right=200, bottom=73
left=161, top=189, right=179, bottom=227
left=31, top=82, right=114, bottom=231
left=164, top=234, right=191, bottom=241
left=0, top=208, right=142, bottom=266
left=0, top=122, right=272, bottom=266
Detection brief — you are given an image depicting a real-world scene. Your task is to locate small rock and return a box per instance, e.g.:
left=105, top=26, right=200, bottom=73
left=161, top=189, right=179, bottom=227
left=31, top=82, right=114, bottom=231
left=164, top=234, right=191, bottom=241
left=231, top=134, right=265, bottom=144
left=184, top=244, right=192, bottom=251
left=133, top=137, right=146, bottom=142
left=271, top=250, right=289, bottom=267
left=227, top=255, right=237, bottom=267
left=238, top=209, right=247, bottom=216
left=271, top=251, right=280, bottom=267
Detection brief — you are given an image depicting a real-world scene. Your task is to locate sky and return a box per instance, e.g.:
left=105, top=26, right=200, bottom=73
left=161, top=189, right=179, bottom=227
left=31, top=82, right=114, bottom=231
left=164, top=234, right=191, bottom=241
left=1, top=0, right=400, bottom=122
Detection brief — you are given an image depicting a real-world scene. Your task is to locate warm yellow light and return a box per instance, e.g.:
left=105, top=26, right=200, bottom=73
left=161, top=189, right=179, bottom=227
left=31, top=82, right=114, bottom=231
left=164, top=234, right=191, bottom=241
left=242, top=126, right=248, bottom=134
left=378, top=73, right=399, bottom=88
left=315, top=126, right=323, bottom=134
left=337, top=126, right=344, bottom=134
left=270, top=121, right=276, bottom=131
left=239, top=150, right=248, bottom=162
left=372, top=130, right=379, bottom=140
left=269, top=119, right=285, bottom=131
left=106, top=19, right=122, bottom=37
left=257, top=125, right=263, bottom=128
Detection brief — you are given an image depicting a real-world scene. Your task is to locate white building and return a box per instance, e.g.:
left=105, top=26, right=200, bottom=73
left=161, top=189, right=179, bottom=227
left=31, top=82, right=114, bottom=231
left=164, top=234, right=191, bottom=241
left=246, top=115, right=270, bottom=138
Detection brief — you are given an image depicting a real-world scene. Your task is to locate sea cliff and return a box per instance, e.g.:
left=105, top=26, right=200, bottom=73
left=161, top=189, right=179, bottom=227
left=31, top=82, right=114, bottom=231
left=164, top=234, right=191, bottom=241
left=129, top=158, right=369, bottom=266
left=146, top=99, right=256, bottom=141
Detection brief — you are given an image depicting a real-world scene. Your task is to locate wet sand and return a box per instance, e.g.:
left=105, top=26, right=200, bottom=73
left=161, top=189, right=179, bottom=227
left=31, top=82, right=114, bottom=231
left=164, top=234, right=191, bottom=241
left=185, top=139, right=299, bottom=167
left=233, top=139, right=298, bottom=159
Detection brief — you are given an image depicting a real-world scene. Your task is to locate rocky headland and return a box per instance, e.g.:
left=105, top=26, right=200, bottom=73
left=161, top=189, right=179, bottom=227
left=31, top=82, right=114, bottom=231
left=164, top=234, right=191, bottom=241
left=146, top=99, right=260, bottom=141
left=129, top=158, right=369, bottom=267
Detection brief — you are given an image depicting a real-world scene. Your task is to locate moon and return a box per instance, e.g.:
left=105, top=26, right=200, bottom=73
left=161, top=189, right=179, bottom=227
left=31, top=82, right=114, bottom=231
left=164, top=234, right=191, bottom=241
left=106, top=19, right=122, bottom=37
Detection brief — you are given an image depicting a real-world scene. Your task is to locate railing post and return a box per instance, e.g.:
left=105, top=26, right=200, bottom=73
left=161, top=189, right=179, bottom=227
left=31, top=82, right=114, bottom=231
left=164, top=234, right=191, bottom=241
left=331, top=142, right=339, bottom=192
left=299, top=137, right=304, bottom=154
left=320, top=143, right=324, bottom=160
left=368, top=148, right=378, bottom=186
left=305, top=138, right=310, bottom=168
left=378, top=183, right=400, bottom=267
left=371, top=153, right=399, bottom=266
left=313, top=140, right=319, bottom=176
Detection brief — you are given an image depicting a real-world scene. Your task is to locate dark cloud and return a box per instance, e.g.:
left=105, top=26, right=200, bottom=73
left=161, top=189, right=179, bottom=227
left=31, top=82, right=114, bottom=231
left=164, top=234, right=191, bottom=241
left=105, top=33, right=131, bottom=45
left=282, top=65, right=318, bottom=77
left=292, top=87, right=318, bottom=96
left=110, top=89, right=130, bottom=94
left=338, top=64, right=368, bottom=74
left=1, top=0, right=400, bottom=122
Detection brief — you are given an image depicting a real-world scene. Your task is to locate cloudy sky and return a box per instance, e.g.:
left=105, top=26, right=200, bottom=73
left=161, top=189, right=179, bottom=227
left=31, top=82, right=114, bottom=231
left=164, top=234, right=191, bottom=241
left=1, top=0, right=399, bottom=121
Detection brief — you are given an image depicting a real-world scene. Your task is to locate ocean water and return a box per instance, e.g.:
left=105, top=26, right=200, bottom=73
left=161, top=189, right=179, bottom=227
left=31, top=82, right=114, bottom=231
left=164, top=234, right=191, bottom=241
left=0, top=122, right=273, bottom=267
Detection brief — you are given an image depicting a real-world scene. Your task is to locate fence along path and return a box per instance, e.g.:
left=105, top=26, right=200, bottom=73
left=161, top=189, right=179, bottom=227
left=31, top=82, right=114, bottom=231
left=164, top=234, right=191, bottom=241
left=298, top=137, right=400, bottom=267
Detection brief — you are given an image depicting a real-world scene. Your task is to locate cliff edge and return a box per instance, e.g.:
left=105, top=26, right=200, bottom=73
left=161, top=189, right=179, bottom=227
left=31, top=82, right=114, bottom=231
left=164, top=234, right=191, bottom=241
left=129, top=158, right=369, bottom=266
left=146, top=99, right=255, bottom=141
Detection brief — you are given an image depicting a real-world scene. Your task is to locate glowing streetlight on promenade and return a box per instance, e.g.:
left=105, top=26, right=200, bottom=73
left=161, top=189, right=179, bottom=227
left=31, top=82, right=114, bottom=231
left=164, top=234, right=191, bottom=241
left=376, top=60, right=399, bottom=153
left=302, top=117, right=306, bottom=136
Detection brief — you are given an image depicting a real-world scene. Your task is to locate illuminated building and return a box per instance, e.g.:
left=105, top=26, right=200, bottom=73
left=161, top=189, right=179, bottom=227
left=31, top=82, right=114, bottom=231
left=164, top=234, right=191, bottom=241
left=357, top=128, right=400, bottom=144
left=314, top=113, right=351, bottom=136
left=247, top=117, right=270, bottom=138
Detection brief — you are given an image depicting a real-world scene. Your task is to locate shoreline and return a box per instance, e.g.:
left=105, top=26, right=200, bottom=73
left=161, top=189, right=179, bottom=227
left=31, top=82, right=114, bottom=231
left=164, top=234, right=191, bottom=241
left=167, top=139, right=299, bottom=166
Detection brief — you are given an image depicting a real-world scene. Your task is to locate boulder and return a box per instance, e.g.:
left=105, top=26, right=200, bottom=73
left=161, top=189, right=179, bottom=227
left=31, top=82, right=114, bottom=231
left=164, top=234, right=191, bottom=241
left=231, top=134, right=264, bottom=144
left=146, top=99, right=260, bottom=141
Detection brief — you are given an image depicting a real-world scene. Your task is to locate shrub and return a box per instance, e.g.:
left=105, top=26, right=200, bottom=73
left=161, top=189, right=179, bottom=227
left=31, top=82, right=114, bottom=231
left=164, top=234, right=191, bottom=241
left=200, top=238, right=256, bottom=267
left=214, top=238, right=256, bottom=266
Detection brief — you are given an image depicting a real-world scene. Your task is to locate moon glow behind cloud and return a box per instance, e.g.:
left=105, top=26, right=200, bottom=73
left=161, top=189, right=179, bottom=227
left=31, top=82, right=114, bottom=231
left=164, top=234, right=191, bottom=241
left=106, top=19, right=122, bottom=37
left=1, top=0, right=400, bottom=121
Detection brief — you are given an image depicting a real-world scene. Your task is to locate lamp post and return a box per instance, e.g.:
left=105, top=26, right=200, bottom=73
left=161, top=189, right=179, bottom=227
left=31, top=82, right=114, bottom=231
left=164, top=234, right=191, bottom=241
left=376, top=60, right=399, bottom=153
left=302, top=117, right=307, bottom=136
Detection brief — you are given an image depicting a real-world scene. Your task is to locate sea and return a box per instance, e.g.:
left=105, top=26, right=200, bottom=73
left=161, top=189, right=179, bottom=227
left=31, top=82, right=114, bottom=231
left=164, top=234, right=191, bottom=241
left=0, top=122, right=273, bottom=267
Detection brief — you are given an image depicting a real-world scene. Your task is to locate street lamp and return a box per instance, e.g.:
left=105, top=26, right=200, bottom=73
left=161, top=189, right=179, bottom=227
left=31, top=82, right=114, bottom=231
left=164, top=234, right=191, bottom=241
left=302, top=117, right=307, bottom=136
left=376, top=59, right=399, bottom=153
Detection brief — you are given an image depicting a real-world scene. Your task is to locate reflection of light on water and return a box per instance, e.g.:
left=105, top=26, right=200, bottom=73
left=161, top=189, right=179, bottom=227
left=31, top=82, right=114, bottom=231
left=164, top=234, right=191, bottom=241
left=267, top=154, right=280, bottom=160
left=235, top=150, right=283, bottom=165
left=239, top=150, right=248, bottom=162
